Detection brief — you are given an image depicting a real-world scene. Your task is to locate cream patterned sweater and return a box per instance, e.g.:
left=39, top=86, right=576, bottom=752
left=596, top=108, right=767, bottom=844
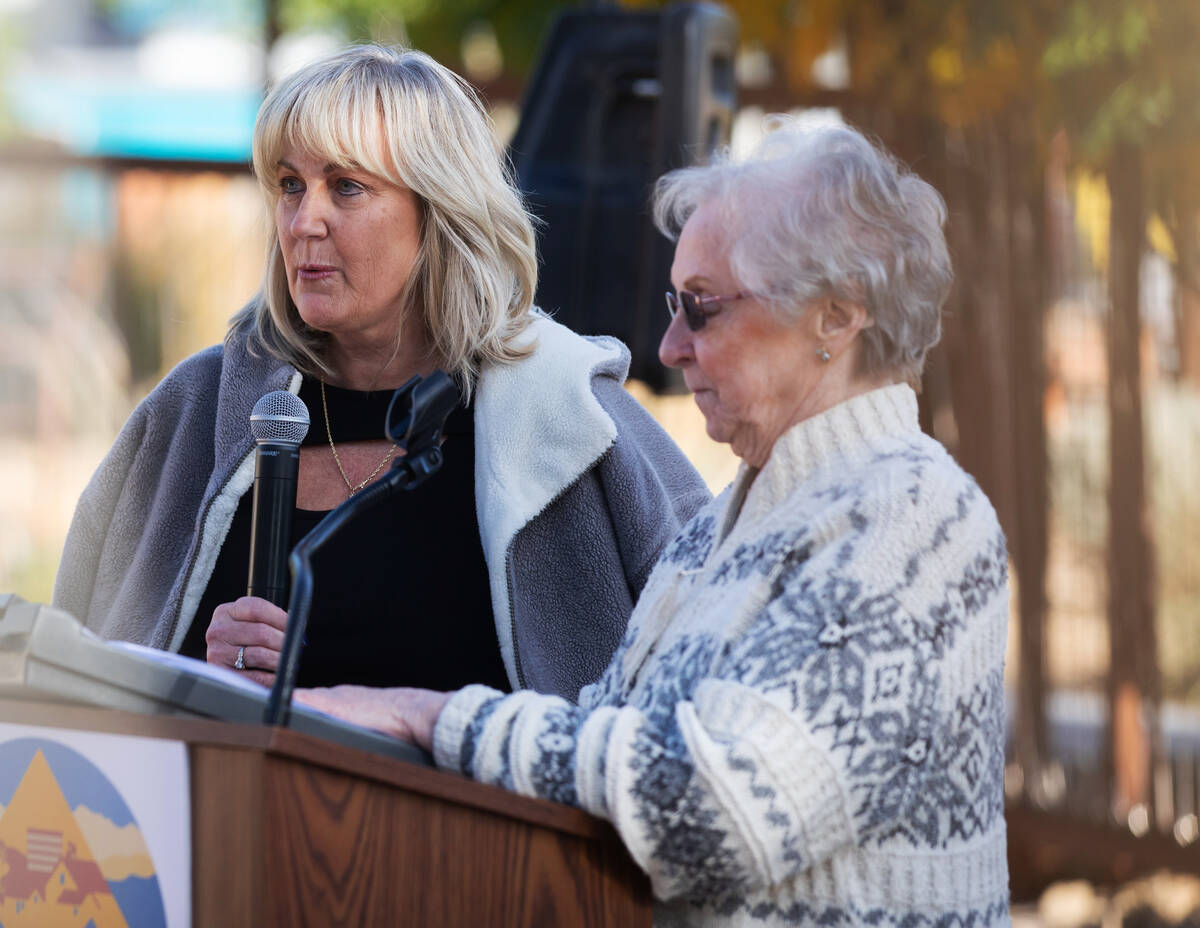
left=434, top=384, right=1011, bottom=926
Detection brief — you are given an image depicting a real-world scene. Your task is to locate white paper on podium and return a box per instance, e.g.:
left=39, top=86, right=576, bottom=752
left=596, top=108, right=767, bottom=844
left=106, top=639, right=267, bottom=696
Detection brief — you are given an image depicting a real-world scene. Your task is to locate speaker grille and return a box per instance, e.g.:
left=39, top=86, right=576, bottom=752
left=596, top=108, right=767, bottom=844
left=250, top=390, right=310, bottom=445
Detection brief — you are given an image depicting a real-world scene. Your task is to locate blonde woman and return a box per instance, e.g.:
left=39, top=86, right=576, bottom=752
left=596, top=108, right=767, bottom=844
left=54, top=45, right=709, bottom=697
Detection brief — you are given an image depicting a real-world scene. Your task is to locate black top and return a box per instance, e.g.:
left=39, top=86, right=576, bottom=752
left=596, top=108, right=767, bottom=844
left=181, top=378, right=510, bottom=693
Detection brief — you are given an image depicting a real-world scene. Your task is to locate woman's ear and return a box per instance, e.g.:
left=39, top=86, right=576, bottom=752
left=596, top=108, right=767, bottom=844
left=816, top=299, right=872, bottom=348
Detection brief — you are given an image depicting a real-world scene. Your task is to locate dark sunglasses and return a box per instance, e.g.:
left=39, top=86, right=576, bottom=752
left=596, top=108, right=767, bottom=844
left=665, top=289, right=749, bottom=332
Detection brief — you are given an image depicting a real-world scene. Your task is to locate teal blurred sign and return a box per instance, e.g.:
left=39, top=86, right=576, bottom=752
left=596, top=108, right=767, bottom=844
left=10, top=73, right=261, bottom=162
left=8, top=0, right=266, bottom=162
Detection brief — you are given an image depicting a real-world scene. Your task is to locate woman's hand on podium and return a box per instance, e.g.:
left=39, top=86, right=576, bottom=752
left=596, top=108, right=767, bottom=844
left=205, top=595, right=288, bottom=688
left=295, top=685, right=453, bottom=752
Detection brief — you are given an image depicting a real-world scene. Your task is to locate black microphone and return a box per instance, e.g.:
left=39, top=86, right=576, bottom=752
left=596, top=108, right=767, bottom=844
left=248, top=391, right=310, bottom=607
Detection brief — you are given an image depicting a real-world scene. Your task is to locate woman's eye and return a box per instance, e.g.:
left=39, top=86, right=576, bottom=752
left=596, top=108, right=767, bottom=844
left=278, top=176, right=302, bottom=194
left=335, top=178, right=364, bottom=196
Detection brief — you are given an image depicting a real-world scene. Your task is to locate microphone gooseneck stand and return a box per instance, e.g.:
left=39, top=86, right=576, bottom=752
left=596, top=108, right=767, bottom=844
left=264, top=371, right=461, bottom=727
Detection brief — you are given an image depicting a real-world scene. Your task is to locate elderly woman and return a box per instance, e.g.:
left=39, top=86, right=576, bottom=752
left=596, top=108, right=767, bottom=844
left=301, top=120, right=1011, bottom=925
left=53, top=45, right=709, bottom=699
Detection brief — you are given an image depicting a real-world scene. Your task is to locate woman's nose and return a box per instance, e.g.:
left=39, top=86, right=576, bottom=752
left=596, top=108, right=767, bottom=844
left=658, top=308, right=693, bottom=369
left=290, top=191, right=328, bottom=238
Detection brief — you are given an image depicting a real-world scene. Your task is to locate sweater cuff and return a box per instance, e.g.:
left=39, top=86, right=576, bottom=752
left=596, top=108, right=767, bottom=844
left=432, top=684, right=505, bottom=773
left=692, top=679, right=856, bottom=871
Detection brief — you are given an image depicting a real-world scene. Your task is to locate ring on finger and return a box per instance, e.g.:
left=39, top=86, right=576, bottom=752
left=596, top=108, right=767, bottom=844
left=234, top=646, right=246, bottom=671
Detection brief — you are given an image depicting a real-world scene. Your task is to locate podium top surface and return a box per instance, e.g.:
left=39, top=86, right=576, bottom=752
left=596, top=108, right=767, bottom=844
left=0, top=698, right=615, bottom=841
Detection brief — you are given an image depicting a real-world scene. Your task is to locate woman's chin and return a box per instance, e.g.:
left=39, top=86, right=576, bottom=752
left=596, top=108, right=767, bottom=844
left=698, top=408, right=736, bottom=448
left=294, top=302, right=343, bottom=336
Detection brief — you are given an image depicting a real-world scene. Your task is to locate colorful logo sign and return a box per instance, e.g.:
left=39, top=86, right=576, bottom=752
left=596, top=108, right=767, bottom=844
left=0, top=737, right=168, bottom=927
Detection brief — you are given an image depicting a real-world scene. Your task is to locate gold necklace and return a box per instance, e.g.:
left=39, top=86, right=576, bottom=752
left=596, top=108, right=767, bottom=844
left=321, top=379, right=396, bottom=496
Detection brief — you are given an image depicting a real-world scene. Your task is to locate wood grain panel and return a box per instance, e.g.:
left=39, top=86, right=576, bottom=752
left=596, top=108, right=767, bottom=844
left=191, top=746, right=267, bottom=928
left=258, top=754, right=651, bottom=927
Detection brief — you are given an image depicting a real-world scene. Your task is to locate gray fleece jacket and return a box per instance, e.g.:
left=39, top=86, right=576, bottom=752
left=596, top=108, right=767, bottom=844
left=53, top=314, right=711, bottom=698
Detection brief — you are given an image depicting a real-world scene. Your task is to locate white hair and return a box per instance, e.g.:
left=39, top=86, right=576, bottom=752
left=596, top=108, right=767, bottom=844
left=231, top=44, right=538, bottom=394
left=653, top=117, right=952, bottom=384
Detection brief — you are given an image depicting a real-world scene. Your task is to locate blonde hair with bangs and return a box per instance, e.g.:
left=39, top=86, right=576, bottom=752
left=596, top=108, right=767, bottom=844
left=232, top=45, right=537, bottom=392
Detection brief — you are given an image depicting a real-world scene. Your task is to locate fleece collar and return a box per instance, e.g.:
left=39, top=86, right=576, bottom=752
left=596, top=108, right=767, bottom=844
left=168, top=343, right=298, bottom=651
left=472, top=313, right=626, bottom=664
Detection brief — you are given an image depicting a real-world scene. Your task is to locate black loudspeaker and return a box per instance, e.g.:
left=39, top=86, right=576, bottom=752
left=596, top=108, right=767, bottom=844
left=509, top=2, right=738, bottom=391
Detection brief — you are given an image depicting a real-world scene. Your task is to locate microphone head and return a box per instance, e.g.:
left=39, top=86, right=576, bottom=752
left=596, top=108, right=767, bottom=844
left=250, top=391, right=310, bottom=445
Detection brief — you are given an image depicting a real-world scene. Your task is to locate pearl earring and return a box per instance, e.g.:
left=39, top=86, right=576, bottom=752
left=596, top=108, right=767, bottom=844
left=816, top=345, right=831, bottom=363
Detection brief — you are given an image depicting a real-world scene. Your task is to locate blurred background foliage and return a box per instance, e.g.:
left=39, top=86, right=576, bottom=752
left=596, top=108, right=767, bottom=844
left=277, top=0, right=557, bottom=73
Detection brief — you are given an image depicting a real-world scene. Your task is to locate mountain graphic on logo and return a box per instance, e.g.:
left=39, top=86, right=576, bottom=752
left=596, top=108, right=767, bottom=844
left=0, top=748, right=129, bottom=927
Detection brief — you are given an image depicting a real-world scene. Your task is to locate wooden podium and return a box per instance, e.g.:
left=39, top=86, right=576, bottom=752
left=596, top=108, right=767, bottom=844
left=2, top=701, right=653, bottom=927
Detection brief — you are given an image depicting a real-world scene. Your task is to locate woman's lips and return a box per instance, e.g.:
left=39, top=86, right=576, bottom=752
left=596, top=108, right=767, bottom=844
left=297, top=264, right=337, bottom=281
